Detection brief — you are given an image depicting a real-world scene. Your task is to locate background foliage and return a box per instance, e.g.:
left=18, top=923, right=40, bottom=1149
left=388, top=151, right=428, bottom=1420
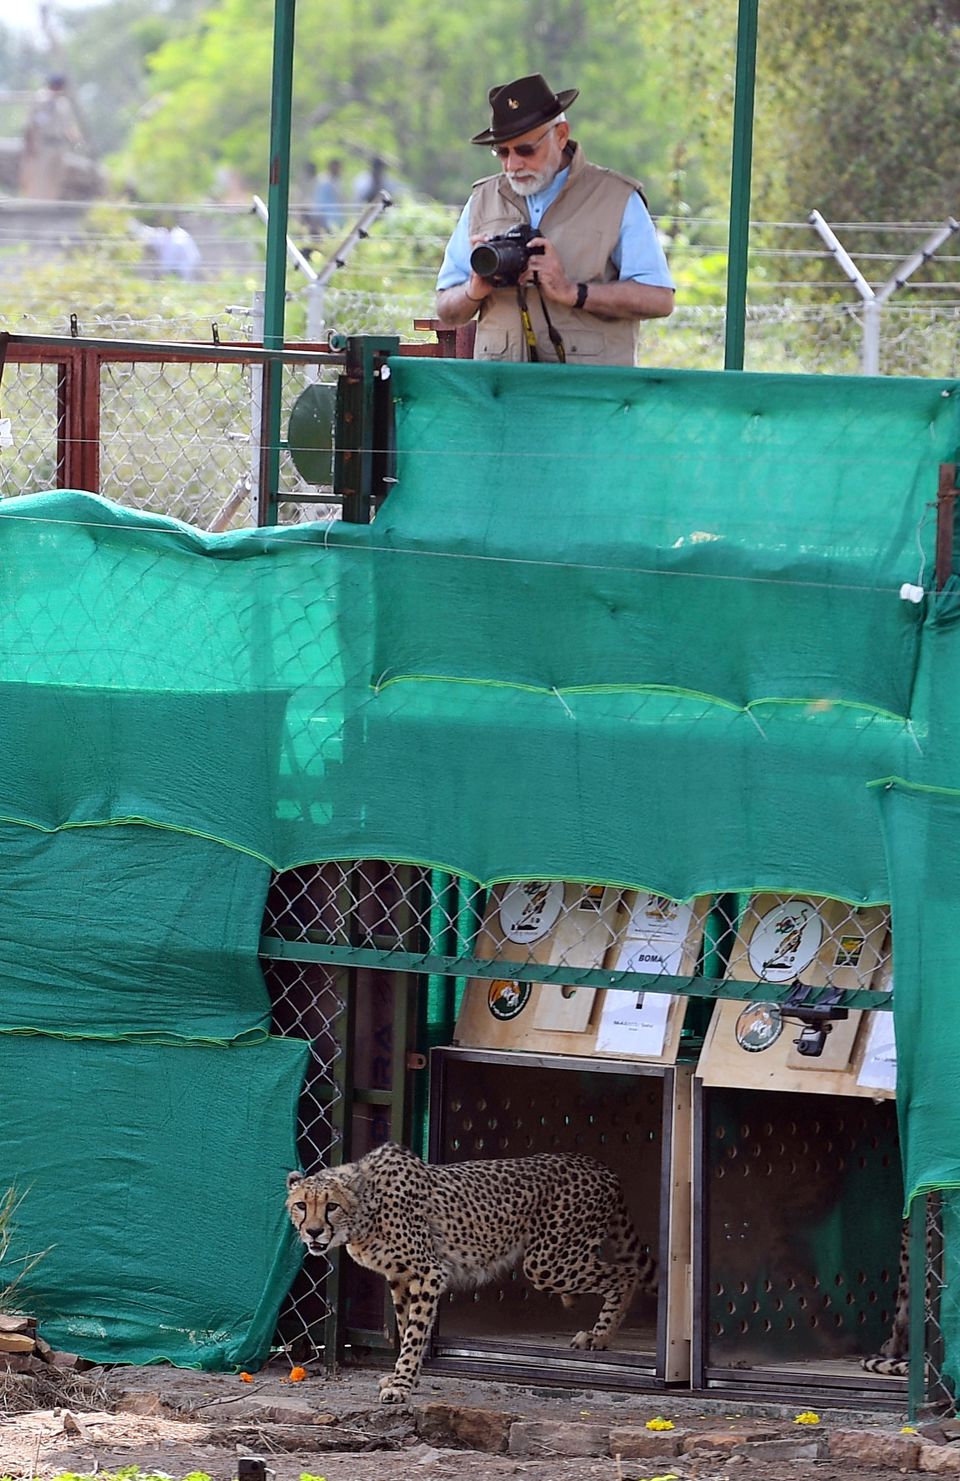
left=2, top=0, right=958, bottom=228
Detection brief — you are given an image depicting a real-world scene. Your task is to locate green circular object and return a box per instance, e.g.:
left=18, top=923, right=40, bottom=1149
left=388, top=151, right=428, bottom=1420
left=287, top=381, right=336, bottom=485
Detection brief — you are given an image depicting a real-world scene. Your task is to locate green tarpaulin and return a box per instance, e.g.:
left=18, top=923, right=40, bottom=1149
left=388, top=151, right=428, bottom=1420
left=1, top=358, right=959, bottom=1375
left=0, top=1033, right=307, bottom=1369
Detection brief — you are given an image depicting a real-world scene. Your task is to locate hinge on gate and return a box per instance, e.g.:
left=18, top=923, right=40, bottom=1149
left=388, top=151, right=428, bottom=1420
left=935, top=463, right=958, bottom=591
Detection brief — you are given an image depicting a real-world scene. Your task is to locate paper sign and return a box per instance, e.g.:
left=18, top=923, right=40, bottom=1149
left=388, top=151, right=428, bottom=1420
left=595, top=988, right=672, bottom=1058
left=857, top=1010, right=897, bottom=1091
left=616, top=894, right=697, bottom=977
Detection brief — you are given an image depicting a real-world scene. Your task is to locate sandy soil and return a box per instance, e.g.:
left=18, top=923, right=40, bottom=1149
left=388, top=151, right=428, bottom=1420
left=0, top=1360, right=935, bottom=1481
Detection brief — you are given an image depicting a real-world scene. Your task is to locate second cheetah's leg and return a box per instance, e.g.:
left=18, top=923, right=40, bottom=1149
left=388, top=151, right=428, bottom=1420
left=378, top=1266, right=445, bottom=1403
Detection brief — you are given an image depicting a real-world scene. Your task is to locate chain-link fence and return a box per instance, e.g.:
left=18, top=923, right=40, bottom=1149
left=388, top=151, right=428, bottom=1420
left=921, top=1195, right=953, bottom=1415
left=3, top=305, right=958, bottom=533
left=261, top=874, right=893, bottom=1050
left=0, top=338, right=359, bottom=528
left=259, top=860, right=898, bottom=1369
left=261, top=867, right=348, bottom=1360
left=0, top=323, right=945, bottom=1399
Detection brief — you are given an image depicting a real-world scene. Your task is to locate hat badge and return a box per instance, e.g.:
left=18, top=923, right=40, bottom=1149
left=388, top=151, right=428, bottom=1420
left=507, top=96, right=519, bottom=109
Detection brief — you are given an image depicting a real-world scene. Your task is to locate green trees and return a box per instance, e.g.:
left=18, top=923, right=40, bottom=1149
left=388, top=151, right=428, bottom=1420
left=9, top=0, right=957, bottom=234
left=754, top=0, right=960, bottom=229
left=113, top=0, right=709, bottom=211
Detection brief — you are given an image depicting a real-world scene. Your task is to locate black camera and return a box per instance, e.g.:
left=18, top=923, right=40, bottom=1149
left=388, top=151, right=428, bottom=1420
left=793, top=1023, right=832, bottom=1057
left=469, top=223, right=544, bottom=287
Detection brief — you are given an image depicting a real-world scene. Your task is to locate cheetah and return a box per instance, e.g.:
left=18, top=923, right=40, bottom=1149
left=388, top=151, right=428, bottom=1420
left=860, top=1219, right=911, bottom=1377
left=861, top=1214, right=938, bottom=1379
left=286, top=1141, right=655, bottom=1404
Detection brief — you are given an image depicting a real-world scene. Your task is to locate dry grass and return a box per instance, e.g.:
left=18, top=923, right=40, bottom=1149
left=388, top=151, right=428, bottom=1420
left=0, top=1185, right=50, bottom=1318
left=0, top=1365, right=107, bottom=1415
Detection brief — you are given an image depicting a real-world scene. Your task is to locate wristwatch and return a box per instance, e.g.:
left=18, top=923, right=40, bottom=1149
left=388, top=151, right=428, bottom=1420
left=575, top=282, right=589, bottom=310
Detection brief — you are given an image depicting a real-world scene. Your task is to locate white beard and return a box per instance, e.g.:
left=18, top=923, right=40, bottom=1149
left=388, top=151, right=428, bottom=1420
left=506, top=163, right=557, bottom=197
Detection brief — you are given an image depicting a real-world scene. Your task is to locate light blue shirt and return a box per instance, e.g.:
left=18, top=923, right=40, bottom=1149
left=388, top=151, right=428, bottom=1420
left=436, top=163, right=674, bottom=291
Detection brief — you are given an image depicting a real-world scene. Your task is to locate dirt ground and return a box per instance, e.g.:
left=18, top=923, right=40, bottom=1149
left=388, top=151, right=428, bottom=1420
left=0, top=1358, right=938, bottom=1481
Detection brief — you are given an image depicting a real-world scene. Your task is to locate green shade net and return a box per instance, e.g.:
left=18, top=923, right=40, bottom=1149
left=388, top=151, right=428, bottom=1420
left=0, top=359, right=959, bottom=1375
left=0, top=822, right=271, bottom=1041
left=0, top=1033, right=308, bottom=1369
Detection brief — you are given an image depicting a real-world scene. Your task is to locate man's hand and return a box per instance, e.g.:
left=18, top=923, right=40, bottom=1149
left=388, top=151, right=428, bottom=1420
left=519, top=237, right=573, bottom=303
left=522, top=235, right=674, bottom=321
left=435, top=234, right=495, bottom=325
left=436, top=274, right=492, bottom=325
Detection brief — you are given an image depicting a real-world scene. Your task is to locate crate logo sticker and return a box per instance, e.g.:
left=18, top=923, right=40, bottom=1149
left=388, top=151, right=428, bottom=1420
left=835, top=933, right=865, bottom=968
left=498, top=880, right=564, bottom=944
left=641, top=894, right=680, bottom=924
left=748, top=900, right=823, bottom=982
left=487, top=978, right=532, bottom=1020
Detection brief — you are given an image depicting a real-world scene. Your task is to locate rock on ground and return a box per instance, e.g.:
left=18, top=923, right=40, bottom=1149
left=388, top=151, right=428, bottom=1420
left=0, top=1359, right=948, bottom=1481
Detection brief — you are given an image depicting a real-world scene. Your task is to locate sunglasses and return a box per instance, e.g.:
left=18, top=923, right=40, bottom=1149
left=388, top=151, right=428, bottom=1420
left=490, top=123, right=558, bottom=160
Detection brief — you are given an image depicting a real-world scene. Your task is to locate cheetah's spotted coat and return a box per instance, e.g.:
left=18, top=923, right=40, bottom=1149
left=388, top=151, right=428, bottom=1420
left=286, top=1142, right=654, bottom=1403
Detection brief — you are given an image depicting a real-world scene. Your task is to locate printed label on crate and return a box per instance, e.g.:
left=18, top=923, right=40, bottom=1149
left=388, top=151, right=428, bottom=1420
left=747, top=899, right=824, bottom=982
left=595, top=988, right=671, bottom=1057
left=614, top=893, right=696, bottom=977
left=498, top=880, right=565, bottom=945
left=486, top=978, right=532, bottom=1021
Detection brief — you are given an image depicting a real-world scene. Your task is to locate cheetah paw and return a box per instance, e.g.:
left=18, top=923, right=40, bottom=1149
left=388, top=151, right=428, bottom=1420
left=378, top=1377, right=412, bottom=1404
left=570, top=1331, right=609, bottom=1351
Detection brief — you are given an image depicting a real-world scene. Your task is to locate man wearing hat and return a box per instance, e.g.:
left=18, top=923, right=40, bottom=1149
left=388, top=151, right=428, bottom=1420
left=436, top=74, right=674, bottom=365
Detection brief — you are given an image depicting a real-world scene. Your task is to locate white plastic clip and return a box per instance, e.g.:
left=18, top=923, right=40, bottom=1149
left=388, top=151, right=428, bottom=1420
left=899, top=582, right=925, bottom=604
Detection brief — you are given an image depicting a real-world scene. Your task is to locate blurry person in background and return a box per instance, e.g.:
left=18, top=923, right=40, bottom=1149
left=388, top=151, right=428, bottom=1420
left=20, top=73, right=84, bottom=200
left=311, top=157, right=347, bottom=233
left=353, top=153, right=402, bottom=204
left=131, top=217, right=203, bottom=281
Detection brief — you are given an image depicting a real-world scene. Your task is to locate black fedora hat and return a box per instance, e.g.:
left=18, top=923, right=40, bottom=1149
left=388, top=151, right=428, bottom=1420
left=471, top=73, right=579, bottom=145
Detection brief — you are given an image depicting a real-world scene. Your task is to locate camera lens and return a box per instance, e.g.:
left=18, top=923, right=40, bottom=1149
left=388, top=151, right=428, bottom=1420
left=469, top=243, right=501, bottom=277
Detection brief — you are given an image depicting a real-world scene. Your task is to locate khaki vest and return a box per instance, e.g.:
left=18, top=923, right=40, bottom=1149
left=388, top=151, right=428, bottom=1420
left=469, top=142, right=643, bottom=366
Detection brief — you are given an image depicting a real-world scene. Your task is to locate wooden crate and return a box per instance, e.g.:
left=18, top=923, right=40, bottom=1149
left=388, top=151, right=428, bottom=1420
left=426, top=1046, right=693, bottom=1387
left=698, top=900, right=891, bottom=1096
left=455, top=886, right=710, bottom=1065
left=692, top=1080, right=905, bottom=1405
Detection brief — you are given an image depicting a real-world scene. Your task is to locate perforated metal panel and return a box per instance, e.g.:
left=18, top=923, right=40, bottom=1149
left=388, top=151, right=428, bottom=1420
left=425, top=1047, right=691, bottom=1388
left=693, top=1082, right=906, bottom=1403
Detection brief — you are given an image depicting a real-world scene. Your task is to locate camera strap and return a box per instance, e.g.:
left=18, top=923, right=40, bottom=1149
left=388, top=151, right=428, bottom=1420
left=516, top=277, right=567, bottom=364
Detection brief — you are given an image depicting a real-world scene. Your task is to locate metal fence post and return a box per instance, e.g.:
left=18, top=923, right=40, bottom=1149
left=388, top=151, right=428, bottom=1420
left=809, top=210, right=960, bottom=375
left=334, top=334, right=399, bottom=524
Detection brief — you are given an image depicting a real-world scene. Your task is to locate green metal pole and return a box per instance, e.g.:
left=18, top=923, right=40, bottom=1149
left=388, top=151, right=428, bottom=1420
left=724, top=0, right=759, bottom=370
left=258, top=0, right=296, bottom=525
